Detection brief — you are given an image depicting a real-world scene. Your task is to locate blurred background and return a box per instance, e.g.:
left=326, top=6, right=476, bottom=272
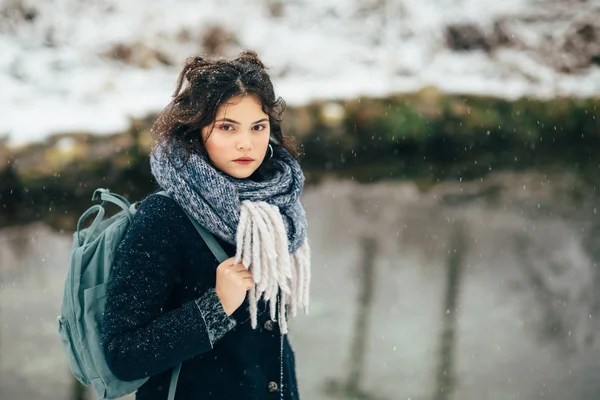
left=1, top=0, right=600, bottom=399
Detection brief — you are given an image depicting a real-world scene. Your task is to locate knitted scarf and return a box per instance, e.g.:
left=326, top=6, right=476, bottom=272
left=150, top=142, right=310, bottom=333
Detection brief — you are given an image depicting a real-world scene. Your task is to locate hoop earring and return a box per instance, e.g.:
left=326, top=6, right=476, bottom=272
left=267, top=144, right=273, bottom=160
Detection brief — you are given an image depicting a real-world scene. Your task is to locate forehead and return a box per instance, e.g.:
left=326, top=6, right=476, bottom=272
left=216, top=94, right=265, bottom=117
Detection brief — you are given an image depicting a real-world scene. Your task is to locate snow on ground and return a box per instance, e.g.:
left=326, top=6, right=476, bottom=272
left=1, top=0, right=599, bottom=146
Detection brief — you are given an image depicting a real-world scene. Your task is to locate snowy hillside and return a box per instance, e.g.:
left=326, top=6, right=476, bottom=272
left=1, top=0, right=599, bottom=146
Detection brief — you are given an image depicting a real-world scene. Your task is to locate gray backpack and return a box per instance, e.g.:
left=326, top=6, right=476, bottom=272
left=57, top=188, right=227, bottom=399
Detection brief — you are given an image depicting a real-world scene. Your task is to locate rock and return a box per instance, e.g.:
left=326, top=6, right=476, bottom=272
left=559, top=21, right=600, bottom=72
left=103, top=42, right=174, bottom=68
left=201, top=25, right=238, bottom=57
left=446, top=23, right=490, bottom=52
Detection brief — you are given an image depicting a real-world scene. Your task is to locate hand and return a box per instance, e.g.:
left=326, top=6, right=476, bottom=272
left=215, top=257, right=254, bottom=316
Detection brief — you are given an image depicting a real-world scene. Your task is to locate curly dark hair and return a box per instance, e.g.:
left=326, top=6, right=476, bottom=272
left=152, top=50, right=298, bottom=174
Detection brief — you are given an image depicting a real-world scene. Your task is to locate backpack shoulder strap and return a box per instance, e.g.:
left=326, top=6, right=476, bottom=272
left=167, top=364, right=180, bottom=400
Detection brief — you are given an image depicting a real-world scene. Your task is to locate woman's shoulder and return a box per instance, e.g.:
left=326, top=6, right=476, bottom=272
left=132, top=191, right=190, bottom=231
left=130, top=191, right=233, bottom=256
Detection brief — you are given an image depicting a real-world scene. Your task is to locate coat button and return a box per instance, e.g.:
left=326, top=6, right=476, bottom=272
left=264, top=320, right=275, bottom=331
left=268, top=381, right=278, bottom=392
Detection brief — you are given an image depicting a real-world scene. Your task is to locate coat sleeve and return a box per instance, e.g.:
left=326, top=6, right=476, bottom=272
left=101, top=194, right=236, bottom=381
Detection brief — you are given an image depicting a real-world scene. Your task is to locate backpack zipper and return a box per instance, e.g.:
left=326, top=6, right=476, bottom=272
left=58, top=315, right=89, bottom=384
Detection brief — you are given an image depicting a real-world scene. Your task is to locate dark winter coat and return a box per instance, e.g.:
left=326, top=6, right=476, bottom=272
left=101, top=193, right=300, bottom=400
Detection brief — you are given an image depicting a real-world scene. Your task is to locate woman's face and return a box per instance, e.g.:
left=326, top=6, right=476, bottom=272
left=202, top=94, right=271, bottom=179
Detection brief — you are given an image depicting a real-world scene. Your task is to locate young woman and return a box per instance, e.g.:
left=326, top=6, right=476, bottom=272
left=101, top=50, right=311, bottom=399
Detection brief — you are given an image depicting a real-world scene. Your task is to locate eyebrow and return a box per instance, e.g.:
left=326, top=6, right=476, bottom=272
left=214, top=118, right=269, bottom=125
left=215, top=118, right=269, bottom=125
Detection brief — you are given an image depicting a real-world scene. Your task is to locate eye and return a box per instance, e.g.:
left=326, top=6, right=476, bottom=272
left=219, top=124, right=235, bottom=131
left=253, top=125, right=267, bottom=131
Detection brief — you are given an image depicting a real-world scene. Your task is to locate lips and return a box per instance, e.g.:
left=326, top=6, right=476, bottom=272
left=233, top=157, right=254, bottom=165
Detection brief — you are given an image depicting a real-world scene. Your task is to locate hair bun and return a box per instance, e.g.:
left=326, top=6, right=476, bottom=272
left=188, top=55, right=212, bottom=68
left=236, top=50, right=266, bottom=70
left=181, top=55, right=212, bottom=83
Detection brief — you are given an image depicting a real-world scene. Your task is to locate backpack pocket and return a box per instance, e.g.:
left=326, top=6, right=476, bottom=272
left=57, top=315, right=89, bottom=385
left=82, top=282, right=112, bottom=397
left=83, top=282, right=149, bottom=399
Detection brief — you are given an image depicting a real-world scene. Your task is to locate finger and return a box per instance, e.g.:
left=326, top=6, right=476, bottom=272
left=218, top=258, right=236, bottom=270
left=242, top=278, right=254, bottom=290
left=237, top=270, right=253, bottom=280
left=231, top=262, right=247, bottom=270
left=233, top=266, right=251, bottom=275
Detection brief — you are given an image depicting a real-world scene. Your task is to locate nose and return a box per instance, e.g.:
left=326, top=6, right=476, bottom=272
left=236, top=130, right=253, bottom=151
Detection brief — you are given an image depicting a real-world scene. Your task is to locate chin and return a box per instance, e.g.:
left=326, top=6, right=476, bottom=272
left=225, top=168, right=256, bottom=179
left=230, top=172, right=252, bottom=179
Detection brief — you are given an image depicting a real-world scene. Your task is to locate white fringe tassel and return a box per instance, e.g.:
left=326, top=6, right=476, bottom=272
left=233, top=201, right=311, bottom=334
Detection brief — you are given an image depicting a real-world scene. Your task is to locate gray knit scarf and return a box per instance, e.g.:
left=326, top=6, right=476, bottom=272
left=150, top=142, right=311, bottom=333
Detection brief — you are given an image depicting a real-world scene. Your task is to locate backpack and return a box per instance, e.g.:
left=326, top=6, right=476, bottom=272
left=57, top=188, right=228, bottom=400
